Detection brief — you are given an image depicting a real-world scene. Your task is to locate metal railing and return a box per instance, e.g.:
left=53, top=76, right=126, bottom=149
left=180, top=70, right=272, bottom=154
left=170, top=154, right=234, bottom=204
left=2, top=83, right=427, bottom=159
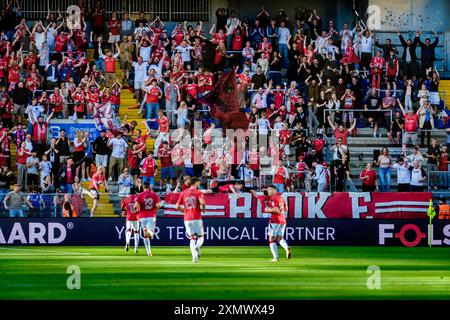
left=427, top=170, right=450, bottom=194
left=323, top=108, right=394, bottom=124
left=1, top=0, right=210, bottom=22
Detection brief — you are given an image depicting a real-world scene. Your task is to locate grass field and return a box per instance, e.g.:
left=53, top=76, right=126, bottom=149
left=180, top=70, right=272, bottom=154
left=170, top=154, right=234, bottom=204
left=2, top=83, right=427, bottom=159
left=0, top=246, right=450, bottom=299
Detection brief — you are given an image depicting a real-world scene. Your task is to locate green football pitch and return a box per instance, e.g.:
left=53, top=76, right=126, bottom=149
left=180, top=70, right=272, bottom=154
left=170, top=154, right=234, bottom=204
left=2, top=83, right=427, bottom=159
left=0, top=246, right=449, bottom=299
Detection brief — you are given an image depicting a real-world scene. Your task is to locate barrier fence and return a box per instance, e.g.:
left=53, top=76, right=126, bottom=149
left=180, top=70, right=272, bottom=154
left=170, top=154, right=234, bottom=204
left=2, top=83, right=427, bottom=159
left=0, top=190, right=442, bottom=218
left=1, top=0, right=210, bottom=22
left=1, top=217, right=449, bottom=246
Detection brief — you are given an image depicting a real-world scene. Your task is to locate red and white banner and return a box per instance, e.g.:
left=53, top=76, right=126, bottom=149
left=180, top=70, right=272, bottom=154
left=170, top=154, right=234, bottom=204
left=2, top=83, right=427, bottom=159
left=164, top=192, right=432, bottom=219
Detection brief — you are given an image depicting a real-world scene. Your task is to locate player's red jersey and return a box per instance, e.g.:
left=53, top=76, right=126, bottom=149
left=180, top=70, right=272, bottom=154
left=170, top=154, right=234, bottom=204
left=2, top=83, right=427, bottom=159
left=121, top=195, right=139, bottom=221
left=176, top=187, right=204, bottom=221
left=268, top=193, right=287, bottom=225
left=136, top=190, right=161, bottom=219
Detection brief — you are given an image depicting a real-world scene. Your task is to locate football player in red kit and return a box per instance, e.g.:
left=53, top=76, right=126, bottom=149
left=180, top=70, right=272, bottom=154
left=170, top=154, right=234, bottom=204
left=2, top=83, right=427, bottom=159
left=264, top=185, right=292, bottom=262
left=121, top=192, right=140, bottom=253
left=175, top=177, right=206, bottom=263
left=134, top=182, right=162, bottom=256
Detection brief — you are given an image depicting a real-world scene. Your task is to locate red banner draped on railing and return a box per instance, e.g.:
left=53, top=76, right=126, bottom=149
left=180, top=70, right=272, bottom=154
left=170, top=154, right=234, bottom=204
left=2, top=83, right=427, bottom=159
left=164, top=192, right=432, bottom=219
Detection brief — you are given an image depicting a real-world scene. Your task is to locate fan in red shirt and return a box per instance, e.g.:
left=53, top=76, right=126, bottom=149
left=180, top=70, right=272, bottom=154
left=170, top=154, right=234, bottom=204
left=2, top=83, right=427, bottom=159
left=210, top=27, right=226, bottom=44
left=279, top=124, right=291, bottom=159
left=217, top=181, right=244, bottom=197
left=328, top=116, right=356, bottom=146
left=31, top=114, right=53, bottom=151
left=72, top=87, right=86, bottom=118
left=312, top=135, right=326, bottom=162
left=54, top=31, right=68, bottom=53
left=182, top=79, right=199, bottom=99
left=272, top=86, right=285, bottom=109
left=158, top=141, right=174, bottom=187
left=83, top=166, right=110, bottom=217
left=49, top=87, right=64, bottom=117
left=258, top=37, right=273, bottom=56
left=152, top=109, right=170, bottom=152
left=175, top=178, right=206, bottom=263
left=127, top=142, right=140, bottom=176
left=134, top=183, right=162, bottom=256
left=359, top=163, right=377, bottom=192
left=0, top=96, right=13, bottom=128
left=139, top=151, right=158, bottom=188
left=86, top=86, right=100, bottom=117
left=263, top=185, right=292, bottom=262
left=121, top=193, right=140, bottom=253
left=231, top=29, right=244, bottom=51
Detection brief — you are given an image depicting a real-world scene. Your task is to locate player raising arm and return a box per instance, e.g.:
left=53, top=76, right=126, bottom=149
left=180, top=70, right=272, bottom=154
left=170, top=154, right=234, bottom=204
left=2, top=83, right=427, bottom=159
left=264, top=185, right=292, bottom=262
left=121, top=191, right=140, bottom=253
left=175, top=177, right=206, bottom=263
left=134, top=182, right=162, bottom=256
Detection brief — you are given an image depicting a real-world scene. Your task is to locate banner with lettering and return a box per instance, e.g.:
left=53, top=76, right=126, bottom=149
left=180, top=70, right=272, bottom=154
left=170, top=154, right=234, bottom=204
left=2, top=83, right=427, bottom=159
left=163, top=192, right=432, bottom=219
left=48, top=119, right=99, bottom=142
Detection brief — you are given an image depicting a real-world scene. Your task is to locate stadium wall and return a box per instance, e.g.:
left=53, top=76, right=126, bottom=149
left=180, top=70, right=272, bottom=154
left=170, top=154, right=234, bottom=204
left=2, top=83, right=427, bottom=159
left=0, top=218, right=449, bottom=247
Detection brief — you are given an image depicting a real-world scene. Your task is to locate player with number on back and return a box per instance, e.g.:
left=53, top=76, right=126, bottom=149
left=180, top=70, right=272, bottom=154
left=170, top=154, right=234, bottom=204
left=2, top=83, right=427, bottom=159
left=264, top=185, right=292, bottom=262
left=175, top=177, right=206, bottom=263
left=121, top=191, right=140, bottom=253
left=134, top=182, right=162, bottom=256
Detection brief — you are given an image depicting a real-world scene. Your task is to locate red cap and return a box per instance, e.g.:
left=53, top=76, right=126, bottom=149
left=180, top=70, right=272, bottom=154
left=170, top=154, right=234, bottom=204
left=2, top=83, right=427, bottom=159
left=298, top=156, right=304, bottom=160
left=322, top=162, right=328, bottom=167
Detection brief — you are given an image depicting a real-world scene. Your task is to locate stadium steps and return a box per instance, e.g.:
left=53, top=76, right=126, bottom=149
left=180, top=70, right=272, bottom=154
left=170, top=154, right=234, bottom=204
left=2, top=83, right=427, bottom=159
left=10, top=146, right=17, bottom=176
left=440, top=80, right=450, bottom=109
left=118, top=89, right=162, bottom=181
left=80, top=181, right=116, bottom=217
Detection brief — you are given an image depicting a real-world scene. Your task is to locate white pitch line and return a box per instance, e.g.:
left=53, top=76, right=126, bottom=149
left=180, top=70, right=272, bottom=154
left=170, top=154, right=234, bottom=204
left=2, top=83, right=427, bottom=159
left=0, top=247, right=91, bottom=255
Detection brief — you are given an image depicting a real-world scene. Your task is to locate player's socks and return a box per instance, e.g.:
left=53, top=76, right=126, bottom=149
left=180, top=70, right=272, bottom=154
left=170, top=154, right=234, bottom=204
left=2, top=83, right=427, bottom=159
left=279, top=239, right=289, bottom=251
left=190, top=239, right=198, bottom=260
left=279, top=239, right=291, bottom=259
left=147, top=239, right=152, bottom=255
left=125, top=230, right=131, bottom=245
left=269, top=241, right=278, bottom=260
left=143, top=237, right=151, bottom=255
left=134, top=232, right=139, bottom=251
left=196, top=236, right=204, bottom=249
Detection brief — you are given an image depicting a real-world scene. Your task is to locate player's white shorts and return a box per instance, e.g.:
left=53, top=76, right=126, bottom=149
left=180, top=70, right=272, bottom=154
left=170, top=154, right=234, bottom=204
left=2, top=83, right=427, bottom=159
left=139, top=218, right=156, bottom=232
left=184, top=219, right=204, bottom=237
left=126, top=220, right=139, bottom=232
left=268, top=223, right=286, bottom=237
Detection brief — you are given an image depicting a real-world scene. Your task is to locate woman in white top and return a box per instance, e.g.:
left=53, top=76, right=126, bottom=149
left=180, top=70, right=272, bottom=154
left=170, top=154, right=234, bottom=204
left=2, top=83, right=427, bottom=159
left=327, top=92, right=341, bottom=124
left=256, top=52, right=270, bottom=78
left=376, top=147, right=392, bottom=192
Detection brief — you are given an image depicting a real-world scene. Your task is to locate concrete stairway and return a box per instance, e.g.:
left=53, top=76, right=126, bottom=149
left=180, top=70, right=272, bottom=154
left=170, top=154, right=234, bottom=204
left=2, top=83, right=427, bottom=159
left=440, top=80, right=450, bottom=109
left=342, top=128, right=448, bottom=191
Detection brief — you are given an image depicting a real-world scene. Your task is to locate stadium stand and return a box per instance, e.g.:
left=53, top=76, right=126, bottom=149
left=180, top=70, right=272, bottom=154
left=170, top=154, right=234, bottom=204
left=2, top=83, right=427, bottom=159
left=0, top=1, right=448, bottom=217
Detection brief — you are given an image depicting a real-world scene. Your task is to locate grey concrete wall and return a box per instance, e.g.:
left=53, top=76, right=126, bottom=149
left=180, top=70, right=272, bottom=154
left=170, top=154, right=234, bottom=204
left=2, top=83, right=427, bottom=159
left=368, top=0, right=450, bottom=32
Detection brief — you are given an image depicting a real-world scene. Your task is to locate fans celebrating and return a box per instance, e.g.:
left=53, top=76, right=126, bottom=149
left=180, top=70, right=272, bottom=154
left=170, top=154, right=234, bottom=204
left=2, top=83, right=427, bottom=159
left=0, top=2, right=446, bottom=225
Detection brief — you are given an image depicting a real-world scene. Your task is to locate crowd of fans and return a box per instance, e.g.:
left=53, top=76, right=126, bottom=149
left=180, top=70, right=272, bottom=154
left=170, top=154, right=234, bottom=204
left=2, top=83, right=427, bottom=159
left=0, top=1, right=449, bottom=217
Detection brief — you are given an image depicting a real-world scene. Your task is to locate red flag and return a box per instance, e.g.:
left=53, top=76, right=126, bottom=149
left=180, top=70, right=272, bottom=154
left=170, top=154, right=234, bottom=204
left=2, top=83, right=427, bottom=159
left=198, top=69, right=249, bottom=129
